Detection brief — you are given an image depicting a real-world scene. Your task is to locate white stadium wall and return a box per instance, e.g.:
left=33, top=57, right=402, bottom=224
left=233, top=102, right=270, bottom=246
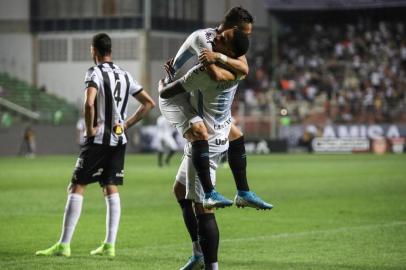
left=37, top=31, right=142, bottom=105
left=0, top=0, right=29, bottom=20
left=0, top=33, right=33, bottom=83
left=0, top=0, right=32, bottom=83
left=0, top=0, right=267, bottom=110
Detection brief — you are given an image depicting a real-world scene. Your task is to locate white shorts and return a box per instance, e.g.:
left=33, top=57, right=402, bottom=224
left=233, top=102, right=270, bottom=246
left=159, top=93, right=202, bottom=136
left=175, top=146, right=225, bottom=203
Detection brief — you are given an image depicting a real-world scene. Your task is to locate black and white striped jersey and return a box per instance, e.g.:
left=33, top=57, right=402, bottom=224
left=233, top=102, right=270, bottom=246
left=84, top=62, right=143, bottom=146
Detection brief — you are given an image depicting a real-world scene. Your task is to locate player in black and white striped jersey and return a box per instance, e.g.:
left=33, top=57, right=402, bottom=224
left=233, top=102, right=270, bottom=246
left=36, top=33, right=155, bottom=258
left=84, top=61, right=144, bottom=146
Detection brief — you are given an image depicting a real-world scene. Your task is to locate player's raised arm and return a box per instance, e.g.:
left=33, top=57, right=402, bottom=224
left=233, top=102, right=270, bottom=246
left=200, top=59, right=237, bottom=81
left=199, top=48, right=248, bottom=76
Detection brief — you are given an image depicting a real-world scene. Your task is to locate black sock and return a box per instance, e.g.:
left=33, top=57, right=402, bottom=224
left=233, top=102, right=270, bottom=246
left=158, top=152, right=163, bottom=167
left=191, top=140, right=214, bottom=193
left=178, top=199, right=198, bottom=242
left=197, top=213, right=219, bottom=265
left=228, top=136, right=250, bottom=191
left=165, top=150, right=175, bottom=165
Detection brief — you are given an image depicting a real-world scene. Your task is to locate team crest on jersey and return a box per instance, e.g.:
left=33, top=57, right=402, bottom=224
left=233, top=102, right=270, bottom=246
left=113, top=124, right=123, bottom=135
left=205, top=31, right=215, bottom=43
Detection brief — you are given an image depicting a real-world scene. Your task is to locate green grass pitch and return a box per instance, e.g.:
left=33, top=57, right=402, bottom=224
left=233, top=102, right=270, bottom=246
left=0, top=154, right=405, bottom=270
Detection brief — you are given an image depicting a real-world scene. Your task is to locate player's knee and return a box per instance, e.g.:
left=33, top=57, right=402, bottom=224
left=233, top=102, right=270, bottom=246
left=190, top=123, right=208, bottom=141
left=103, top=185, right=118, bottom=196
left=68, top=183, right=85, bottom=195
left=228, top=124, right=243, bottom=141
left=194, top=203, right=213, bottom=215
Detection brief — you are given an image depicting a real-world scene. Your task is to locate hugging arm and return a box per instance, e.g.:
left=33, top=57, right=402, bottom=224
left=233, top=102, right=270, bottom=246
left=199, top=49, right=249, bottom=76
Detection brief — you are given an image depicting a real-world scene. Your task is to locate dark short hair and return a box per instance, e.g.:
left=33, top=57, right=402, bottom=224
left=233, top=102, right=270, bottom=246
left=230, top=29, right=250, bottom=57
left=223, top=6, right=254, bottom=29
left=92, top=33, right=112, bottom=56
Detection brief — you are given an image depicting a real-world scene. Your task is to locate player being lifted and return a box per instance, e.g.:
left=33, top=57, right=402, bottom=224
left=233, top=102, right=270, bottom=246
left=160, top=28, right=252, bottom=270
left=36, top=33, right=155, bottom=257
left=161, top=6, right=272, bottom=211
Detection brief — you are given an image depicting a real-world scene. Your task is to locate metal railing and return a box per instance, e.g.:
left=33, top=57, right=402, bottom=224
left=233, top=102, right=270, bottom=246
left=0, top=97, right=40, bottom=121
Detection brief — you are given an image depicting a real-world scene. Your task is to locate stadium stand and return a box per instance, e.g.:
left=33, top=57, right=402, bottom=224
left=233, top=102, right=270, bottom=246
left=238, top=9, right=406, bottom=125
left=0, top=72, right=78, bottom=125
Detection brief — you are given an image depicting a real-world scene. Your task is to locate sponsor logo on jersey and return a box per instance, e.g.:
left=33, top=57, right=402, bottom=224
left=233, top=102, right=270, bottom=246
left=101, top=67, right=126, bottom=75
left=215, top=138, right=228, bottom=145
left=193, top=65, right=206, bottom=75
left=214, top=117, right=232, bottom=130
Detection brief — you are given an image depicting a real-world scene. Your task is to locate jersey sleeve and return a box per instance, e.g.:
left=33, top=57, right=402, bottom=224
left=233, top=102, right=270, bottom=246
left=190, top=30, right=213, bottom=55
left=126, top=72, right=143, bottom=96
left=84, top=67, right=100, bottom=90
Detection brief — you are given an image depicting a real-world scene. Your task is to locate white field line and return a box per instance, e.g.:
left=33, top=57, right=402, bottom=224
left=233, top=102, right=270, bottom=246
left=125, top=220, right=406, bottom=252
left=2, top=221, right=405, bottom=266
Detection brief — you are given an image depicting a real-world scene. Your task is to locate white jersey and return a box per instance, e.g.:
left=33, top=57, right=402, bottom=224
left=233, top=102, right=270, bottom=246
left=182, top=65, right=240, bottom=153
left=158, top=28, right=217, bottom=136
left=84, top=62, right=143, bottom=146
left=172, top=28, right=217, bottom=77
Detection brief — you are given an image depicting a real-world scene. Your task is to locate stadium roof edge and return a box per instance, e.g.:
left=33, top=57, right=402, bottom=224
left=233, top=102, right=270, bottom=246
left=263, top=0, right=406, bottom=11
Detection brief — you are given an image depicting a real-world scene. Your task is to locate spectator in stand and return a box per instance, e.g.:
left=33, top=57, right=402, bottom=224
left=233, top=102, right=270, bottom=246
left=237, top=17, right=406, bottom=124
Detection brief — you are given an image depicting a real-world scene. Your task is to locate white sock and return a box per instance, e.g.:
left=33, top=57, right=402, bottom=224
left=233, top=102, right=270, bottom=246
left=104, top=193, right=121, bottom=245
left=209, top=262, right=218, bottom=270
left=192, top=241, right=203, bottom=257
left=59, top=193, right=83, bottom=244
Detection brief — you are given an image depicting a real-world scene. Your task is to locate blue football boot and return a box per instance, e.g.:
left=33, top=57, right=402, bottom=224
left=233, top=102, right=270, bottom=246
left=234, top=191, right=273, bottom=210
left=203, top=190, right=233, bottom=209
left=180, top=255, right=204, bottom=270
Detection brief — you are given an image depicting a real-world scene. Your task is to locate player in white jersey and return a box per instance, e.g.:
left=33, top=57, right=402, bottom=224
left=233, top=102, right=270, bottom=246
left=156, top=114, right=178, bottom=167
left=36, top=33, right=155, bottom=258
left=160, top=27, right=238, bottom=210
left=161, top=7, right=271, bottom=213
left=160, top=29, right=250, bottom=270
left=160, top=7, right=273, bottom=270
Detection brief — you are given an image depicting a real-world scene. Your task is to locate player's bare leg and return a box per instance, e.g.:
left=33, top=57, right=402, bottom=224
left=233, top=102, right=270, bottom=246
left=90, top=185, right=120, bottom=257
left=174, top=181, right=204, bottom=270
left=228, top=124, right=273, bottom=210
left=194, top=204, right=219, bottom=270
left=184, top=123, right=233, bottom=209
left=35, top=183, right=85, bottom=257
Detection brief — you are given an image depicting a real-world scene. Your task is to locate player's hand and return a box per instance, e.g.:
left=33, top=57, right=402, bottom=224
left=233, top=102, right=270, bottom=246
left=164, top=58, right=175, bottom=80
left=199, top=49, right=218, bottom=65
left=158, top=79, right=165, bottom=92
left=86, top=125, right=99, bottom=137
